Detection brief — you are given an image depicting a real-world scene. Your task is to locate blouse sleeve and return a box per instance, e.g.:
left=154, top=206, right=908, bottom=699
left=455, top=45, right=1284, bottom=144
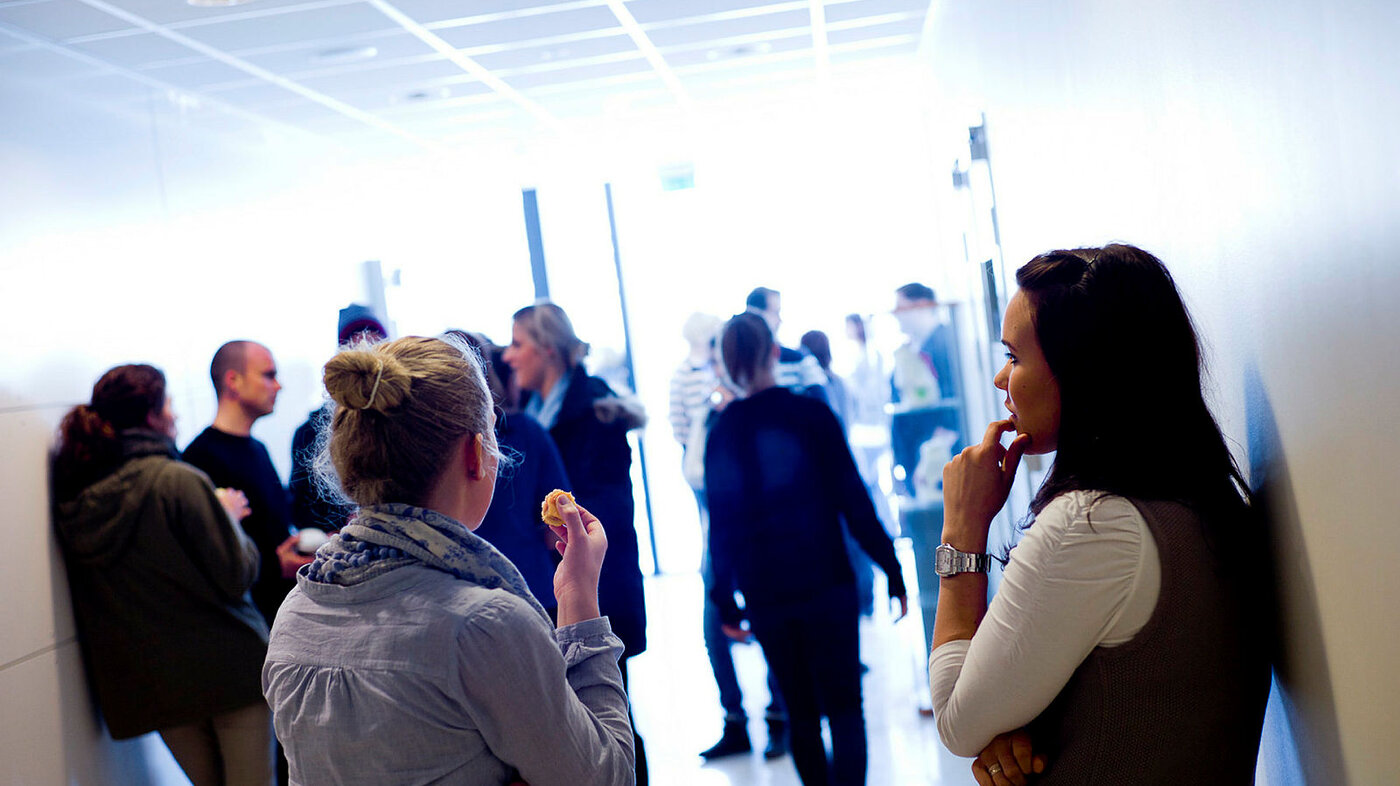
left=928, top=492, right=1160, bottom=757
left=455, top=597, right=634, bottom=785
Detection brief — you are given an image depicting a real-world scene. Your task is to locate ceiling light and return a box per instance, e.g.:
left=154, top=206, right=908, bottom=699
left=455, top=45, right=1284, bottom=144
left=187, top=0, right=256, bottom=7
left=314, top=45, right=379, bottom=64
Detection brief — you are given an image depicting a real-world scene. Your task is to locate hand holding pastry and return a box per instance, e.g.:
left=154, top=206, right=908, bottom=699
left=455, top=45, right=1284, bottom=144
left=543, top=490, right=608, bottom=628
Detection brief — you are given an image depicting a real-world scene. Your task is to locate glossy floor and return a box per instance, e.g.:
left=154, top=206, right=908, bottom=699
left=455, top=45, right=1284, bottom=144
left=629, top=540, right=976, bottom=786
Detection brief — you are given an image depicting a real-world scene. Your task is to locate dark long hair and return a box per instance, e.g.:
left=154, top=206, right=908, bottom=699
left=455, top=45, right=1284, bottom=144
left=720, top=312, right=774, bottom=393
left=53, top=364, right=166, bottom=502
left=1018, top=245, right=1251, bottom=525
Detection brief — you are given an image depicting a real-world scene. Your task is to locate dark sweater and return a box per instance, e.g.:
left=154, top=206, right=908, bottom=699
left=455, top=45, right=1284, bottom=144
left=1028, top=498, right=1270, bottom=784
left=704, top=386, right=906, bottom=623
left=183, top=426, right=295, bottom=625
left=474, top=412, right=571, bottom=613
left=53, top=430, right=268, bottom=738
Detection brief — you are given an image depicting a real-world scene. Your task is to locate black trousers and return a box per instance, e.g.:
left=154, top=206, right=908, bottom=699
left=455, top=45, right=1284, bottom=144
left=748, top=585, right=866, bottom=786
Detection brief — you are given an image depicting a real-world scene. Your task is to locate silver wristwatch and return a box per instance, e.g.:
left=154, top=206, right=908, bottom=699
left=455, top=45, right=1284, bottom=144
left=934, top=543, right=991, bottom=577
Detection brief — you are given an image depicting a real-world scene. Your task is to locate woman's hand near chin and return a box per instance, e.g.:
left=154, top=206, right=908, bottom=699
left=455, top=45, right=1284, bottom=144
left=941, top=419, right=1031, bottom=552
left=550, top=498, right=607, bottom=628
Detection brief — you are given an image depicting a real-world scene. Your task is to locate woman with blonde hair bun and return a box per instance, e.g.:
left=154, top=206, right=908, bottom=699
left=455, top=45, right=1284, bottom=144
left=262, top=335, right=635, bottom=786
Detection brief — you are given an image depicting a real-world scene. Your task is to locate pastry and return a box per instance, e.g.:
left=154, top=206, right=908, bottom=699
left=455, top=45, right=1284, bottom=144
left=541, top=489, right=576, bottom=529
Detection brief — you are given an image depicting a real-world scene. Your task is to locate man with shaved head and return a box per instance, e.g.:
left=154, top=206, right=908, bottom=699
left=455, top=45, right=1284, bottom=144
left=183, top=340, right=299, bottom=628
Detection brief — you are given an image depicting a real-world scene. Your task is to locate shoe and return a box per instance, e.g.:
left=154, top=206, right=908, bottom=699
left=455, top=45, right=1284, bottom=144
left=701, top=720, right=752, bottom=760
left=763, top=718, right=789, bottom=759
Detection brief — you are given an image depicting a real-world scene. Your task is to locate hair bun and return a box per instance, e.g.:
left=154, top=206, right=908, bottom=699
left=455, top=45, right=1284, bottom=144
left=324, top=350, right=410, bottom=412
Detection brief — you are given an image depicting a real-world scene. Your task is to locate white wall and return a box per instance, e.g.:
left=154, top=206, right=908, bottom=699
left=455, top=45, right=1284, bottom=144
left=920, top=1, right=1400, bottom=783
left=0, top=74, right=538, bottom=781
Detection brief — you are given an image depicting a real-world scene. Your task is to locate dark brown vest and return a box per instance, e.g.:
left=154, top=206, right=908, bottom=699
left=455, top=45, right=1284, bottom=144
left=1027, top=498, right=1270, bottom=784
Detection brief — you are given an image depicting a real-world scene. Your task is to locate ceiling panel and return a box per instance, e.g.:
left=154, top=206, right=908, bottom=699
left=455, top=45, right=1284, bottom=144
left=503, top=54, right=649, bottom=90
left=823, top=0, right=928, bottom=25
left=0, top=0, right=132, bottom=40
left=645, top=8, right=810, bottom=48
left=828, top=35, right=917, bottom=63
left=0, top=45, right=106, bottom=78
left=663, top=32, right=808, bottom=69
left=348, top=81, right=495, bottom=113
left=394, top=0, right=605, bottom=26
left=199, top=79, right=305, bottom=107
left=52, top=69, right=159, bottom=102
left=626, top=0, right=800, bottom=25
left=827, top=15, right=923, bottom=45
left=137, top=57, right=263, bottom=90
left=71, top=32, right=207, bottom=68
left=0, top=0, right=932, bottom=150
left=297, top=58, right=474, bottom=101
left=432, top=4, right=620, bottom=49
left=469, top=31, right=635, bottom=70
left=238, top=30, right=438, bottom=74
left=175, top=4, right=399, bottom=51
left=97, top=0, right=359, bottom=27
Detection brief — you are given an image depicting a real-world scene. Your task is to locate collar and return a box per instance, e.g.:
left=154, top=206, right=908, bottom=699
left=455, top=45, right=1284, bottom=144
left=525, top=368, right=573, bottom=429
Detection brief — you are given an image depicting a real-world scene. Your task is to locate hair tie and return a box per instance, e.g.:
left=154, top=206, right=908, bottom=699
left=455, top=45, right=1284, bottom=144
left=361, top=358, right=385, bottom=411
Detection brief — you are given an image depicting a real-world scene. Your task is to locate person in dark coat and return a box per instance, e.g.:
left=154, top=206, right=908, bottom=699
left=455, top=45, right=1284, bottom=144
left=504, top=302, right=650, bottom=785
left=289, top=304, right=389, bottom=535
left=52, top=363, right=273, bottom=785
left=705, top=313, right=908, bottom=786
left=451, top=329, right=571, bottom=618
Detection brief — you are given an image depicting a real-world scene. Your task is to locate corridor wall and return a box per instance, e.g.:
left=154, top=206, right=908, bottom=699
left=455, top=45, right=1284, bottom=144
left=0, top=76, right=530, bottom=782
left=919, top=1, right=1399, bottom=783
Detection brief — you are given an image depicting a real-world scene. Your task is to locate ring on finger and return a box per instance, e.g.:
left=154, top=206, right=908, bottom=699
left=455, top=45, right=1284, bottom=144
left=987, top=762, right=1003, bottom=776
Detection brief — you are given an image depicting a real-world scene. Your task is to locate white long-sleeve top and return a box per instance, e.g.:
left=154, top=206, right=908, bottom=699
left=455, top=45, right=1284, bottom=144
left=928, top=490, right=1162, bottom=757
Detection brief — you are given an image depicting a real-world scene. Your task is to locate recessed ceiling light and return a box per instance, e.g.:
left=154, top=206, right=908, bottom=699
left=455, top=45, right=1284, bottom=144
left=400, top=87, right=451, bottom=102
left=314, top=45, right=379, bottom=64
left=187, top=0, right=256, bottom=7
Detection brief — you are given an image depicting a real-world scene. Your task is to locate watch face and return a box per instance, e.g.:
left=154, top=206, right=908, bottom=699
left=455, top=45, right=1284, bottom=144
left=934, top=544, right=954, bottom=576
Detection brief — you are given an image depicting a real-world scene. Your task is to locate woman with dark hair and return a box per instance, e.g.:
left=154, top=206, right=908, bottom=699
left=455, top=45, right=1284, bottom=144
left=503, top=302, right=650, bottom=784
left=929, top=244, right=1270, bottom=785
left=706, top=312, right=908, bottom=786
left=262, top=336, right=634, bottom=784
left=52, top=364, right=273, bottom=785
left=799, top=329, right=850, bottom=425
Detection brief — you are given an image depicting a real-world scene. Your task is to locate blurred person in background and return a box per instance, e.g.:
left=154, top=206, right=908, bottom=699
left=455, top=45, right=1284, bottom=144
left=289, top=304, right=388, bottom=536
left=53, top=363, right=273, bottom=786
left=184, top=340, right=304, bottom=627
left=451, top=329, right=571, bottom=621
left=706, top=312, right=908, bottom=786
left=672, top=311, right=790, bottom=760
left=801, top=328, right=875, bottom=619
left=505, top=302, right=650, bottom=785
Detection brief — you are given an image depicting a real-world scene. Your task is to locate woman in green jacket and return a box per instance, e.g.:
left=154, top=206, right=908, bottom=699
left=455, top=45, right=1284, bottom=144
left=52, top=364, right=273, bottom=786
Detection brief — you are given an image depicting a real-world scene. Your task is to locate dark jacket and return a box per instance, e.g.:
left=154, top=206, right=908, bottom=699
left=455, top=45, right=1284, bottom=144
left=474, top=411, right=571, bottom=613
left=704, top=387, right=906, bottom=623
left=289, top=406, right=355, bottom=534
left=529, top=365, right=648, bottom=658
left=52, top=430, right=268, bottom=739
